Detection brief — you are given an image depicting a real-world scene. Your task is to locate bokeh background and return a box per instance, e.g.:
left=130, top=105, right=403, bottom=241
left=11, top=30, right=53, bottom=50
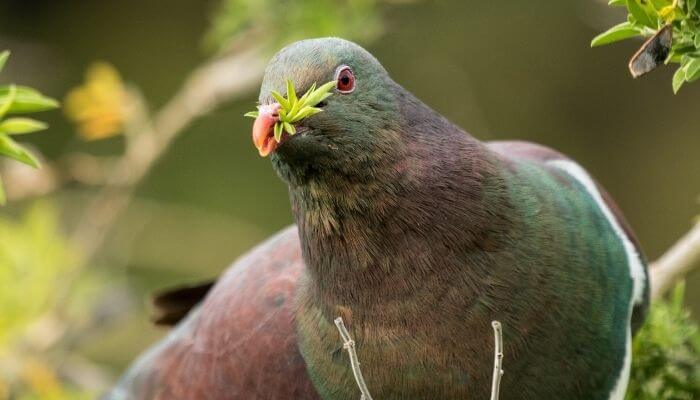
left=0, top=0, right=698, bottom=397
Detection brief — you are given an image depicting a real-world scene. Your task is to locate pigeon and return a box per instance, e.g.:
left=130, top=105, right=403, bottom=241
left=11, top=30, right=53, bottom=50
left=107, top=37, right=649, bottom=400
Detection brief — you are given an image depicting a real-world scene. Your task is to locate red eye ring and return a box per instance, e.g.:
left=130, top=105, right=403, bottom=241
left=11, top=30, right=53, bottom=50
left=335, top=66, right=355, bottom=93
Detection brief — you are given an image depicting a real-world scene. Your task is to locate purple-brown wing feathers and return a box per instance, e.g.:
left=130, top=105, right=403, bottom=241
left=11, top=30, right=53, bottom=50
left=150, top=280, right=217, bottom=326
left=107, top=226, right=319, bottom=400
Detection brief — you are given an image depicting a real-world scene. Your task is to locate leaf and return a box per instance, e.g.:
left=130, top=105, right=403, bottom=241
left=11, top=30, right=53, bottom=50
left=685, top=57, right=700, bottom=81
left=283, top=121, right=295, bottom=135
left=672, top=65, right=687, bottom=93
left=0, top=85, right=59, bottom=114
left=670, top=44, right=697, bottom=55
left=288, top=97, right=302, bottom=121
left=695, top=32, right=700, bottom=48
left=608, top=0, right=627, bottom=5
left=290, top=106, right=322, bottom=123
left=671, top=281, right=686, bottom=310
left=297, top=82, right=315, bottom=105
left=0, top=133, right=40, bottom=168
left=305, top=81, right=336, bottom=107
left=270, top=90, right=290, bottom=109
left=591, top=22, right=642, bottom=47
left=245, top=79, right=334, bottom=137
left=285, top=79, right=297, bottom=105
left=243, top=111, right=259, bottom=118
left=0, top=84, right=16, bottom=119
left=0, top=118, right=47, bottom=135
left=0, top=50, right=9, bottom=74
left=0, top=175, right=4, bottom=205
left=627, top=0, right=658, bottom=28
left=273, top=122, right=283, bottom=142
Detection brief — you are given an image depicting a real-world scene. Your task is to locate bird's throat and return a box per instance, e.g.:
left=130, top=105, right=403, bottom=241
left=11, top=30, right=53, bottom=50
left=289, top=142, right=505, bottom=307
left=286, top=85, right=509, bottom=307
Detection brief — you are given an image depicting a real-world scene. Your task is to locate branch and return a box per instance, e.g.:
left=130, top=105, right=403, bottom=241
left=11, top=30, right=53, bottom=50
left=490, top=321, right=504, bottom=400
left=332, top=317, right=507, bottom=400
left=3, top=43, right=267, bottom=261
left=334, top=317, right=374, bottom=400
left=649, top=221, right=700, bottom=300
left=69, top=46, right=266, bottom=261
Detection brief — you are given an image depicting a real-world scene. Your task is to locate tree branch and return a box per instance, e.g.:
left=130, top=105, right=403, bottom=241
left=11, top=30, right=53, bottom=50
left=649, top=221, right=700, bottom=300
left=69, top=46, right=266, bottom=261
left=490, top=321, right=504, bottom=400
left=334, top=317, right=374, bottom=400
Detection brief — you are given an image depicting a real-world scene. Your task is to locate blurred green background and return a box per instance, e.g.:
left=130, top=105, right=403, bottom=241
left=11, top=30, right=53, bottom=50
left=0, top=0, right=698, bottom=396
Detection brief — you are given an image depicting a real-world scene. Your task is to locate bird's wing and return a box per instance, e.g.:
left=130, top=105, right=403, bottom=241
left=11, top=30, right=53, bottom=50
left=488, top=140, right=650, bottom=333
left=106, top=226, right=320, bottom=400
left=150, top=280, right=217, bottom=326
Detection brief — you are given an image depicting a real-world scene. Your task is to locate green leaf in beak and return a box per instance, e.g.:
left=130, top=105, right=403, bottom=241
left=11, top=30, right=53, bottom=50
left=270, top=90, right=290, bottom=110
left=273, top=122, right=283, bottom=142
left=286, top=79, right=297, bottom=105
left=283, top=122, right=295, bottom=135
left=245, top=78, right=336, bottom=139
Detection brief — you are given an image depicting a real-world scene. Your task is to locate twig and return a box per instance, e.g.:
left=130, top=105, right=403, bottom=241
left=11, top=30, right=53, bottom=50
left=69, top=46, right=266, bottom=261
left=334, top=317, right=373, bottom=400
left=649, top=221, right=700, bottom=300
left=39, top=45, right=267, bottom=321
left=490, top=321, right=504, bottom=400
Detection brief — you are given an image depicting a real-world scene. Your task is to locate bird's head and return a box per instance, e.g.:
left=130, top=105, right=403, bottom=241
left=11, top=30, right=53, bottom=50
left=250, top=38, right=403, bottom=185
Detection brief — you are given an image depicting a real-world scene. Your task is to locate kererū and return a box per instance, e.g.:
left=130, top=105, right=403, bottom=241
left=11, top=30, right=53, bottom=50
left=107, top=38, right=649, bottom=400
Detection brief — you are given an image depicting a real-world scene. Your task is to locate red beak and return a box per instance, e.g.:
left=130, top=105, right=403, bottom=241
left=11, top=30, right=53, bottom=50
left=252, top=103, right=281, bottom=157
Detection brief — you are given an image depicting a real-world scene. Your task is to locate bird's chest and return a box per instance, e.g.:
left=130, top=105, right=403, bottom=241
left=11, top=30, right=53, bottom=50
left=295, top=287, right=493, bottom=400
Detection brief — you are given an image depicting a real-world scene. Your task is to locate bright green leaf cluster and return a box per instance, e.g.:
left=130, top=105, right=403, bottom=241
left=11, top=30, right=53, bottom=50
left=627, top=282, right=700, bottom=399
left=245, top=79, right=334, bottom=142
left=593, top=0, right=700, bottom=92
left=0, top=50, right=59, bottom=205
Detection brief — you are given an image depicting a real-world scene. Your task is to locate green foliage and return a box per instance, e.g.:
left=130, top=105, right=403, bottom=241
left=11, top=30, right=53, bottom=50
left=593, top=0, right=700, bottom=92
left=0, top=203, right=99, bottom=399
left=245, top=79, right=334, bottom=141
left=627, top=282, right=700, bottom=399
left=0, top=204, right=78, bottom=346
left=0, top=86, right=59, bottom=114
left=204, top=0, right=383, bottom=52
left=591, top=22, right=645, bottom=47
left=0, top=51, right=59, bottom=205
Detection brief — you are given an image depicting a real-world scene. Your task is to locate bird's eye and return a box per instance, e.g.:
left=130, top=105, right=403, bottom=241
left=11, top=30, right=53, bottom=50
left=335, top=66, right=355, bottom=93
